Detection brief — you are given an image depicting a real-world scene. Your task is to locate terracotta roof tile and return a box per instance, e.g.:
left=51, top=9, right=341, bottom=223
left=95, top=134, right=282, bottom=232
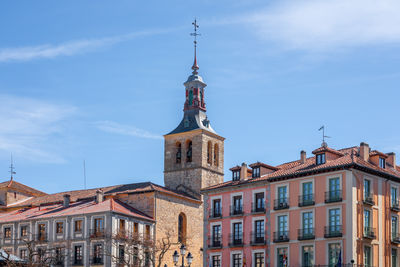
left=0, top=180, right=47, bottom=196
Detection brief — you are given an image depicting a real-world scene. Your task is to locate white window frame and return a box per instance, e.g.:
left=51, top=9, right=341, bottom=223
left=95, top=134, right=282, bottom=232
left=230, top=250, right=243, bottom=267
left=252, top=249, right=265, bottom=267
left=300, top=244, right=315, bottom=267
left=209, top=252, right=222, bottom=267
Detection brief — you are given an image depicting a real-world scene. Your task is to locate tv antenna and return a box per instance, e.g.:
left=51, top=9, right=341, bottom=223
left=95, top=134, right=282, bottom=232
left=83, top=160, right=87, bottom=189
left=318, top=125, right=331, bottom=147
left=9, top=154, right=16, bottom=181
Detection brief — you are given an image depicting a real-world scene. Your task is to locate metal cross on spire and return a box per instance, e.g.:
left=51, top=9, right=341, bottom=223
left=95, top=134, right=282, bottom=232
left=9, top=154, right=16, bottom=180
left=319, top=125, right=331, bottom=147
left=190, top=18, right=200, bottom=74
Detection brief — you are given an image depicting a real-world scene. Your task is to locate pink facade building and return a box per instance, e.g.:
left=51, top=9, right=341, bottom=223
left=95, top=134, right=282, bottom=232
left=203, top=142, right=400, bottom=267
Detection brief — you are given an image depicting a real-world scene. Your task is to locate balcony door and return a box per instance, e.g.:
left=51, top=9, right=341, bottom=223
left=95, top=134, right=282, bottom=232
left=329, top=208, right=340, bottom=233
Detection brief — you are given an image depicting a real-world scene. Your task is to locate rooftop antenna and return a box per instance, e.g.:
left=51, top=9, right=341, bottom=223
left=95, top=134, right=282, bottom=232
left=319, top=125, right=331, bottom=147
left=83, top=160, right=87, bottom=190
left=190, top=18, right=200, bottom=74
left=9, top=154, right=16, bottom=181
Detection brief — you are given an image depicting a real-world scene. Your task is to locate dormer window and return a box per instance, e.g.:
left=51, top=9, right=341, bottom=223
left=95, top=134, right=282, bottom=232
left=379, top=157, right=386, bottom=168
left=252, top=167, right=260, bottom=178
left=232, top=170, right=240, bottom=181
left=316, top=153, right=326, bottom=165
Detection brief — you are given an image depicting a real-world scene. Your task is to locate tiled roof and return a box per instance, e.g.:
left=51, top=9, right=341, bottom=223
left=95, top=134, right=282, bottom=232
left=312, top=146, right=344, bottom=156
left=369, top=150, right=388, bottom=158
left=202, top=145, right=400, bottom=192
left=9, top=182, right=200, bottom=208
left=0, top=180, right=47, bottom=197
left=0, top=198, right=154, bottom=224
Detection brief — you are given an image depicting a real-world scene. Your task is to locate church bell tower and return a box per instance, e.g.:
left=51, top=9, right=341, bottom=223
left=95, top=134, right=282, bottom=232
left=164, top=21, right=224, bottom=199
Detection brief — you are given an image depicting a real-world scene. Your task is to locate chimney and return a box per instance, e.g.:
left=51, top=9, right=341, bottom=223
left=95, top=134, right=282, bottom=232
left=96, top=189, right=104, bottom=203
left=300, top=150, right=307, bottom=164
left=240, top=163, right=248, bottom=181
left=387, top=152, right=397, bottom=169
left=360, top=142, right=370, bottom=162
left=63, top=194, right=70, bottom=208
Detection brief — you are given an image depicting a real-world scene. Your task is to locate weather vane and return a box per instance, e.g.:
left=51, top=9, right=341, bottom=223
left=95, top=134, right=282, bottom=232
left=319, top=125, right=330, bottom=147
left=9, top=154, right=16, bottom=180
left=190, top=19, right=200, bottom=74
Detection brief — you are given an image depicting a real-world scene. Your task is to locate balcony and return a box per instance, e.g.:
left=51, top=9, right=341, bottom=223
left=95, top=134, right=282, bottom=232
left=207, top=236, right=222, bottom=249
left=90, top=228, right=106, bottom=239
left=363, top=193, right=375, bottom=206
left=273, top=231, right=289, bottom=243
left=363, top=227, right=376, bottom=239
left=34, top=233, right=48, bottom=242
left=325, top=190, right=342, bottom=203
left=251, top=202, right=266, bottom=213
left=250, top=231, right=266, bottom=245
left=209, top=209, right=222, bottom=219
left=228, top=234, right=243, bottom=247
left=391, top=200, right=400, bottom=212
left=230, top=205, right=243, bottom=216
left=90, top=258, right=104, bottom=265
left=324, top=225, right=342, bottom=238
left=392, top=233, right=400, bottom=244
left=298, top=194, right=315, bottom=207
left=274, top=198, right=289, bottom=210
left=298, top=228, right=315, bottom=240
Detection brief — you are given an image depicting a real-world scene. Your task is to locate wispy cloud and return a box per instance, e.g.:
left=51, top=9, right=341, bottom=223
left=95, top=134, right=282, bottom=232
left=0, top=27, right=179, bottom=62
left=240, top=0, right=400, bottom=51
left=0, top=95, right=76, bottom=163
left=95, top=121, right=163, bottom=140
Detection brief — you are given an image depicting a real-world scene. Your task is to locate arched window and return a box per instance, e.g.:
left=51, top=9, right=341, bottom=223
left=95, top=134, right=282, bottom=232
left=186, top=140, right=192, bottom=163
left=189, top=90, right=193, bottom=106
left=176, top=142, right=182, bottom=164
left=214, top=144, right=219, bottom=166
left=207, top=141, right=212, bottom=164
left=178, top=213, right=187, bottom=244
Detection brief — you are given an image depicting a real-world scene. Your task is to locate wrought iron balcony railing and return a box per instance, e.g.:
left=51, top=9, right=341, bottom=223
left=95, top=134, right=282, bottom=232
left=251, top=202, right=266, bottom=213
left=363, top=193, right=375, bottom=206
left=298, top=228, right=315, bottom=240
left=230, top=205, right=243, bottom=216
left=207, top=235, right=222, bottom=248
left=274, top=198, right=289, bottom=210
left=228, top=234, right=243, bottom=247
left=324, top=225, right=342, bottom=238
left=391, top=200, right=400, bottom=211
left=298, top=194, right=315, bottom=207
left=363, top=227, right=376, bottom=239
left=250, top=231, right=266, bottom=245
left=273, top=231, right=289, bottom=243
left=392, top=233, right=400, bottom=244
left=209, top=208, right=222, bottom=218
left=325, top=190, right=342, bottom=203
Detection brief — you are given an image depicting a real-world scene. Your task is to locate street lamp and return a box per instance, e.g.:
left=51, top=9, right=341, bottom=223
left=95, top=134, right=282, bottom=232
left=172, top=244, right=193, bottom=267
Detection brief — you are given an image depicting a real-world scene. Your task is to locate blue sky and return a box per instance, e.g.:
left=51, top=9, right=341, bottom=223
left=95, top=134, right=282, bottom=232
left=1, top=0, right=399, bottom=193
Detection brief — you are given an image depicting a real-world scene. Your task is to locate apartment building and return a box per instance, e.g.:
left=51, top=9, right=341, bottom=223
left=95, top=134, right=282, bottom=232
left=203, top=142, right=400, bottom=267
left=0, top=191, right=154, bottom=266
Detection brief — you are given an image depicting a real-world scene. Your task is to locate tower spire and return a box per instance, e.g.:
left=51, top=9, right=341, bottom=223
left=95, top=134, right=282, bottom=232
left=190, top=19, right=200, bottom=74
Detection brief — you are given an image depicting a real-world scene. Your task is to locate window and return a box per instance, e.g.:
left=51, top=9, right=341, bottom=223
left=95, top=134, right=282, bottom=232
left=232, top=195, right=243, bottom=214
left=133, top=247, right=139, bottom=265
left=364, top=246, right=372, bottom=267
left=20, top=225, right=27, bottom=237
left=364, top=179, right=371, bottom=199
left=37, top=247, right=45, bottom=262
left=55, top=247, right=63, bottom=265
left=316, top=153, right=326, bottom=165
left=392, top=249, right=397, bottom=267
left=392, top=216, right=398, bottom=240
left=212, top=225, right=221, bottom=246
left=74, top=245, right=83, bottom=265
left=74, top=220, right=83, bottom=233
left=392, top=187, right=398, bottom=207
left=232, top=170, right=240, bottom=181
left=94, top=218, right=103, bottom=233
left=118, top=245, right=125, bottom=264
left=380, top=157, right=386, bottom=168
left=254, top=220, right=264, bottom=243
left=277, top=186, right=288, bottom=206
left=214, top=144, right=219, bottom=166
left=252, top=167, right=260, bottom=178
left=189, top=89, right=193, bottom=106
left=232, top=253, right=242, bottom=267
left=176, top=142, right=182, bottom=164
left=133, top=222, right=139, bottom=235
left=145, top=225, right=151, bottom=240
left=301, top=182, right=313, bottom=205
left=212, top=199, right=221, bottom=217
left=364, top=209, right=371, bottom=235
left=254, top=252, right=264, bottom=267
left=144, top=251, right=150, bottom=266
left=212, top=255, right=221, bottom=267
left=302, top=212, right=313, bottom=236
left=14, top=192, right=16, bottom=198
left=328, top=208, right=341, bottom=233
left=186, top=141, right=192, bottom=162
left=278, top=215, right=288, bottom=236
left=4, top=227, right=11, bottom=238
left=328, top=177, right=341, bottom=201
left=328, top=243, right=341, bottom=266
left=119, top=219, right=126, bottom=236
left=207, top=141, right=212, bottom=164
left=178, top=213, right=187, bottom=244
left=255, top=192, right=265, bottom=212
left=233, top=222, right=242, bottom=243
left=19, top=249, right=27, bottom=260
left=302, top=246, right=314, bottom=267
left=56, top=222, right=63, bottom=234
left=277, top=248, right=288, bottom=267
left=93, top=244, right=103, bottom=264
left=38, top=224, right=46, bottom=241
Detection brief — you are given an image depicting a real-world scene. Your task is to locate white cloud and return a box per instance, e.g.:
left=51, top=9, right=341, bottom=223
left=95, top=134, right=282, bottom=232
left=95, top=121, right=163, bottom=140
left=244, top=0, right=400, bottom=51
left=0, top=28, right=178, bottom=62
left=0, top=95, right=76, bottom=163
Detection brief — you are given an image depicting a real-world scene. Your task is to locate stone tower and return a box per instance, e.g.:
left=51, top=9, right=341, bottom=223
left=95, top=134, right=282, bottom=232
left=164, top=55, right=224, bottom=199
